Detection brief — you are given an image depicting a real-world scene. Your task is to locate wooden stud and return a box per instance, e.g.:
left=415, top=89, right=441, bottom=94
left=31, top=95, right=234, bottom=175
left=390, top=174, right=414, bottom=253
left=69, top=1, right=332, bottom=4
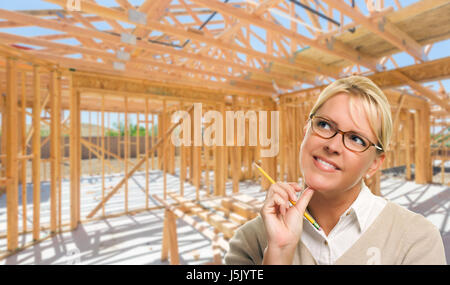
left=77, top=89, right=81, bottom=224
left=97, top=110, right=100, bottom=174
left=50, top=69, right=60, bottom=233
left=32, top=65, right=41, bottom=241
left=261, top=101, right=277, bottom=190
left=70, top=79, right=80, bottom=230
left=137, top=111, right=140, bottom=162
left=422, top=106, right=433, bottom=183
left=151, top=114, right=155, bottom=170
left=145, top=99, right=149, bottom=209
left=161, top=209, right=170, bottom=262
left=193, top=113, right=201, bottom=200
left=101, top=95, right=105, bottom=216
left=117, top=111, right=121, bottom=163
left=179, top=101, right=185, bottom=197
left=414, top=106, right=432, bottom=184
left=214, top=103, right=226, bottom=197
left=58, top=72, right=63, bottom=231
left=167, top=210, right=179, bottom=265
left=405, top=111, right=412, bottom=180
left=231, top=98, right=241, bottom=193
left=6, top=57, right=19, bottom=251
left=1, top=80, right=6, bottom=183
left=124, top=96, right=128, bottom=213
left=162, top=100, right=167, bottom=200
left=279, top=103, right=285, bottom=182
left=20, top=71, right=27, bottom=233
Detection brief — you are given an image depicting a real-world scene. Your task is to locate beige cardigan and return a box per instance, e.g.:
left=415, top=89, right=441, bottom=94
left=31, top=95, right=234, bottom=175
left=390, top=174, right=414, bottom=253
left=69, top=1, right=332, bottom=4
left=224, top=201, right=446, bottom=265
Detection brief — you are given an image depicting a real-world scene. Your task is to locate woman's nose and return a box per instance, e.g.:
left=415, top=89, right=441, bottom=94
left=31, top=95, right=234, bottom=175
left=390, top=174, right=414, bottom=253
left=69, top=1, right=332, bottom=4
left=324, top=132, right=344, bottom=154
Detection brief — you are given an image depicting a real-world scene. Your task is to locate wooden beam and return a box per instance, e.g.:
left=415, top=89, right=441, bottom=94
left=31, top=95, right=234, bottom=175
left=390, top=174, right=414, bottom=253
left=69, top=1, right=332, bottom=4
left=392, top=92, right=406, bottom=143
left=101, top=95, right=105, bottom=216
left=182, top=0, right=284, bottom=68
left=124, top=96, right=129, bottom=213
left=322, top=0, right=425, bottom=61
left=69, top=77, right=80, bottom=229
left=369, top=57, right=450, bottom=89
left=25, top=50, right=272, bottom=97
left=179, top=102, right=186, bottom=197
left=153, top=194, right=229, bottom=252
left=0, top=9, right=299, bottom=85
left=50, top=69, right=60, bottom=233
left=0, top=32, right=277, bottom=92
left=214, top=104, right=226, bottom=197
left=42, top=0, right=338, bottom=78
left=32, top=65, right=41, bottom=241
left=162, top=100, right=167, bottom=200
left=391, top=70, right=450, bottom=112
left=405, top=111, right=412, bottom=180
left=283, top=57, right=450, bottom=99
left=189, top=0, right=379, bottom=71
left=20, top=71, right=27, bottom=234
left=6, top=57, right=19, bottom=251
left=413, top=106, right=433, bottom=184
left=144, top=99, right=149, bottom=208
left=161, top=209, right=180, bottom=265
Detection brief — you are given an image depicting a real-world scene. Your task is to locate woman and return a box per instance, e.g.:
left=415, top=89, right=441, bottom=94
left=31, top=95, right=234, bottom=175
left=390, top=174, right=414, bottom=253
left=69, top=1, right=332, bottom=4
left=224, top=76, right=446, bottom=265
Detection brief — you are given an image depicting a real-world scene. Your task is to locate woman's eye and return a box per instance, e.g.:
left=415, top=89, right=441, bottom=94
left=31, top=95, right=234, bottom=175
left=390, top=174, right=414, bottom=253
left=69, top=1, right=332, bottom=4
left=351, top=134, right=366, bottom=146
left=317, top=120, right=331, bottom=129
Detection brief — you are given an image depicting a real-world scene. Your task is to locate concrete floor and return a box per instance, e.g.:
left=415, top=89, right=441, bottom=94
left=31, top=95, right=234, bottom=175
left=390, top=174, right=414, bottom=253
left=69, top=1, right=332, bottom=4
left=0, top=170, right=448, bottom=265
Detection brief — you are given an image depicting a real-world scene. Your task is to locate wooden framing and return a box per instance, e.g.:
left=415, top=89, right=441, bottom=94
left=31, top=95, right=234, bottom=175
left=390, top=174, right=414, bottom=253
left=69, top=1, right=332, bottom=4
left=32, top=65, right=41, bottom=241
left=69, top=75, right=81, bottom=230
left=50, top=69, right=60, bottom=233
left=5, top=58, right=18, bottom=251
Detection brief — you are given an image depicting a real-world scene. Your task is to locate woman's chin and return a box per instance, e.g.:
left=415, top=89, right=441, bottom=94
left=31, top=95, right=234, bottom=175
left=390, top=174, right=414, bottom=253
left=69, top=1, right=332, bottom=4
left=304, top=174, right=338, bottom=192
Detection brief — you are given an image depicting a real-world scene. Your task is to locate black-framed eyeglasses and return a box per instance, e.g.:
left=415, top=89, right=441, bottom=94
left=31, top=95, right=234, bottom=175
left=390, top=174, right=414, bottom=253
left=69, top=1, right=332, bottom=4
left=309, top=114, right=383, bottom=153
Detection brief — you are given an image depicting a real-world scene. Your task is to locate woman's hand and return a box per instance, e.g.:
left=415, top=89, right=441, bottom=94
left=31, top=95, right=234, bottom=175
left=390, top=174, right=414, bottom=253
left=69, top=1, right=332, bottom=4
left=261, top=182, right=315, bottom=264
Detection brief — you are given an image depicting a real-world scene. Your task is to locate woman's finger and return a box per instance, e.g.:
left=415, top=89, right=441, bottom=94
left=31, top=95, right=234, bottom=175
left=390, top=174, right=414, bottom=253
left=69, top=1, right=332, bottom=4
left=268, top=183, right=290, bottom=203
left=287, top=182, right=302, bottom=192
left=294, top=187, right=315, bottom=214
left=273, top=193, right=289, bottom=216
left=278, top=182, right=298, bottom=203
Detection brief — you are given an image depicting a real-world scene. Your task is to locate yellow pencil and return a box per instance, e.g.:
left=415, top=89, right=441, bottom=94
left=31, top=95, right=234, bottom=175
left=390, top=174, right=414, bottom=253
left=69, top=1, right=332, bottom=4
left=253, top=162, right=321, bottom=231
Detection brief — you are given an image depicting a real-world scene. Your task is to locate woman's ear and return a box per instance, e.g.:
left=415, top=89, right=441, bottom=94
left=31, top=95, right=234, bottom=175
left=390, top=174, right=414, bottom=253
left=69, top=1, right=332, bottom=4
left=365, top=153, right=385, bottom=179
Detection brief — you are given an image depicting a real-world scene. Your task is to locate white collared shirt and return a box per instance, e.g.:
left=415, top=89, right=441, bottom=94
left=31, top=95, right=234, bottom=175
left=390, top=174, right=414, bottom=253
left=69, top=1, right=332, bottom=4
left=301, top=180, right=387, bottom=265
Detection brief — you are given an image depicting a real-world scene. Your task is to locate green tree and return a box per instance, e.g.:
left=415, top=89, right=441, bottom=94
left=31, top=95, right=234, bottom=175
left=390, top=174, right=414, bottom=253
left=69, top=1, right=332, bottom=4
left=105, top=122, right=158, bottom=137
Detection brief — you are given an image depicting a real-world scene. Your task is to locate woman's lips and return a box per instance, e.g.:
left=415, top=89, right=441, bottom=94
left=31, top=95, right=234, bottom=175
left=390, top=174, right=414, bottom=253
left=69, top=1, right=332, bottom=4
left=313, top=156, right=341, bottom=173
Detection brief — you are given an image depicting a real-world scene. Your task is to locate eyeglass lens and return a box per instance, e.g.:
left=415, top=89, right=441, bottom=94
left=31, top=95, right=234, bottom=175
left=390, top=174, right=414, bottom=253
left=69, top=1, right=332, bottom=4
left=311, top=117, right=370, bottom=152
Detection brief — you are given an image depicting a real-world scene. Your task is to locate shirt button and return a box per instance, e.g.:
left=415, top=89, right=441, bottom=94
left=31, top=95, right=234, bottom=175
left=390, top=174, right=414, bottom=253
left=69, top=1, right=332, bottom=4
left=324, top=240, right=328, bottom=246
left=346, top=211, right=351, bottom=216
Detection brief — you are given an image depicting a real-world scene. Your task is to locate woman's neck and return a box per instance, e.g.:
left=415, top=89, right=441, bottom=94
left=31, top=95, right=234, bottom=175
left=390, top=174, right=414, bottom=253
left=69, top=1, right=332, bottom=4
left=307, top=182, right=362, bottom=236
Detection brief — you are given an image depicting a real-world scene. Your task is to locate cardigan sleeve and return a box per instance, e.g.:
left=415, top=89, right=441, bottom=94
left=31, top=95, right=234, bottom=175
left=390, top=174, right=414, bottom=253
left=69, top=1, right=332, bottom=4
left=400, top=214, right=446, bottom=265
left=224, top=216, right=267, bottom=265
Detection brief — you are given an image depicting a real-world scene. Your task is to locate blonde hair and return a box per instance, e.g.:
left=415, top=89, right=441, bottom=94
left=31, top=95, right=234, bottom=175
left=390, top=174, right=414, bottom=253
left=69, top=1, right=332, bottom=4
left=308, top=76, right=392, bottom=155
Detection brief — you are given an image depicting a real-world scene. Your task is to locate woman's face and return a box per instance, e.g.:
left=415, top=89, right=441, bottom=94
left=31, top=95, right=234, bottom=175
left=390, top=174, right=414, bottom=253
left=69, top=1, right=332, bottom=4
left=299, top=93, right=385, bottom=193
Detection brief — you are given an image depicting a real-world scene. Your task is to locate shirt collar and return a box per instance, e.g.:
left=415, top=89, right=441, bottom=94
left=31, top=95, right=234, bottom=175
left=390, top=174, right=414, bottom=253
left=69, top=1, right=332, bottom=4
left=303, top=180, right=379, bottom=235
left=341, top=180, right=374, bottom=233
